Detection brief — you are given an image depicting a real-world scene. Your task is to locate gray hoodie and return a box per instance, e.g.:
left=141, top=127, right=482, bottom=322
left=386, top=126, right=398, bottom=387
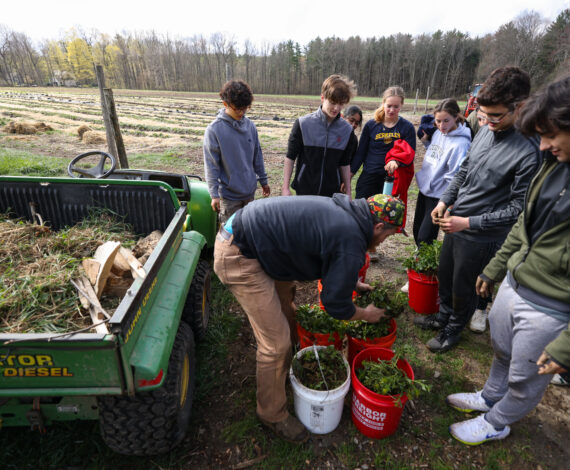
left=203, top=109, right=268, bottom=200
left=232, top=194, right=373, bottom=320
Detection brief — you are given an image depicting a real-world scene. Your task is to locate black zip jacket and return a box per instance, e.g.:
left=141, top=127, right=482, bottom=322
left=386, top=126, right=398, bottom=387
left=286, top=107, right=356, bottom=197
left=441, top=125, right=541, bottom=242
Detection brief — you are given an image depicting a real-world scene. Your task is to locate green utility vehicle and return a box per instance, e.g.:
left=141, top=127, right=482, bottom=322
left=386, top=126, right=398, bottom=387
left=0, top=151, right=217, bottom=456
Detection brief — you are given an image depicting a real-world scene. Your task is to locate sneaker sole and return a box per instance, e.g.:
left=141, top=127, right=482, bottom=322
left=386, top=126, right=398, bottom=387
left=469, top=326, right=486, bottom=334
left=446, top=400, right=489, bottom=413
left=449, top=426, right=510, bottom=446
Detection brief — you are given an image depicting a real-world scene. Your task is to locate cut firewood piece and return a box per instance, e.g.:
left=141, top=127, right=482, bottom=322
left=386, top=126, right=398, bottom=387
left=133, top=230, right=162, bottom=261
left=104, top=272, right=133, bottom=297
left=72, top=278, right=91, bottom=310
left=112, top=250, right=132, bottom=277
left=82, top=258, right=101, bottom=286
left=94, top=241, right=121, bottom=297
left=119, top=246, right=146, bottom=279
left=73, top=277, right=110, bottom=334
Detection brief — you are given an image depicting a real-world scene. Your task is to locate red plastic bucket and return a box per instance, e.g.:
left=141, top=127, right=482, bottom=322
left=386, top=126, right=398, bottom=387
left=351, top=347, right=414, bottom=439
left=407, top=269, right=439, bottom=314
left=318, top=253, right=370, bottom=310
left=296, top=323, right=343, bottom=351
left=347, top=318, right=397, bottom=365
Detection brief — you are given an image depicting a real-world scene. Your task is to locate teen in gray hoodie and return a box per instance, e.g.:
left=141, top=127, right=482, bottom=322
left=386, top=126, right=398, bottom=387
left=203, top=80, right=270, bottom=224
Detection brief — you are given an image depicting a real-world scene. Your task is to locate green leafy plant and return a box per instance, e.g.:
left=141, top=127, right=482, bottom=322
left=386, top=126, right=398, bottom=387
left=345, top=319, right=391, bottom=340
left=354, top=282, right=407, bottom=318
left=356, top=355, right=431, bottom=406
left=296, top=304, right=345, bottom=335
left=291, top=346, right=347, bottom=391
left=402, top=240, right=442, bottom=275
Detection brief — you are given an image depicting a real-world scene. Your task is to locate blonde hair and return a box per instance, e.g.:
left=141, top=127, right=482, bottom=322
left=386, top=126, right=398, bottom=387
left=374, top=86, right=405, bottom=123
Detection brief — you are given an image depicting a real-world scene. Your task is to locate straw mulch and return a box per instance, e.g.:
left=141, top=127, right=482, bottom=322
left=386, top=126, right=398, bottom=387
left=0, top=212, right=136, bottom=334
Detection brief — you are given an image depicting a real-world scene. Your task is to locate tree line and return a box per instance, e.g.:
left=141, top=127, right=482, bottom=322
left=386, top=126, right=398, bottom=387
left=0, top=9, right=568, bottom=99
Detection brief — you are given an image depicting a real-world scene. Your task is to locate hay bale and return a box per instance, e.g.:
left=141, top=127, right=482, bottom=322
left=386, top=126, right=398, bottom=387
left=82, top=131, right=106, bottom=145
left=2, top=120, right=53, bottom=135
left=77, top=124, right=92, bottom=140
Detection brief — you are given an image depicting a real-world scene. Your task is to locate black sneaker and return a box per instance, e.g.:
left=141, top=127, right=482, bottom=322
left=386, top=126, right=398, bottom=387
left=427, top=331, right=460, bottom=353
left=414, top=315, right=445, bottom=330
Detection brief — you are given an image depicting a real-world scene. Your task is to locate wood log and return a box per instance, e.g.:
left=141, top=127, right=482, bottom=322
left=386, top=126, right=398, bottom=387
left=112, top=250, right=131, bottom=277
left=73, top=277, right=110, bottom=334
left=119, top=246, right=146, bottom=279
left=94, top=241, right=121, bottom=297
left=103, top=272, right=133, bottom=297
left=82, top=258, right=101, bottom=286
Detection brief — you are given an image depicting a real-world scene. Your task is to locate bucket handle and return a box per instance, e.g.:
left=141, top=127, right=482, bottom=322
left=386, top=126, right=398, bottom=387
left=312, top=345, right=331, bottom=400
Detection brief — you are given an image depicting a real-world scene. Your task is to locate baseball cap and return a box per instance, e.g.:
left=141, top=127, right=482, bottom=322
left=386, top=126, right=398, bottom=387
left=367, top=194, right=408, bottom=236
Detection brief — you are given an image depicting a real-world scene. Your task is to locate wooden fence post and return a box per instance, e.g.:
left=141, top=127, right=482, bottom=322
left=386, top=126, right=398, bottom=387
left=414, top=88, right=419, bottom=114
left=95, top=65, right=128, bottom=169
left=424, top=87, right=430, bottom=114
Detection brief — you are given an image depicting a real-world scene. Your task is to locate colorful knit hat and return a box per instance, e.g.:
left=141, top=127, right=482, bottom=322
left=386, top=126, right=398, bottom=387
left=367, top=194, right=407, bottom=235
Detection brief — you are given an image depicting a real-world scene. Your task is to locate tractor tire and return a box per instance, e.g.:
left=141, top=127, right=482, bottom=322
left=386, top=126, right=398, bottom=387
left=97, top=322, right=196, bottom=456
left=182, top=259, right=211, bottom=340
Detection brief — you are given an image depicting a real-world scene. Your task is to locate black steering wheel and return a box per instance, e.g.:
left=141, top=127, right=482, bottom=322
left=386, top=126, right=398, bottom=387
left=68, top=151, right=117, bottom=178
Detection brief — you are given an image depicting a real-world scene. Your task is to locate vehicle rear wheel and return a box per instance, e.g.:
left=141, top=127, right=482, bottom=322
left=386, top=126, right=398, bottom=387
left=182, top=259, right=211, bottom=340
left=97, top=322, right=196, bottom=456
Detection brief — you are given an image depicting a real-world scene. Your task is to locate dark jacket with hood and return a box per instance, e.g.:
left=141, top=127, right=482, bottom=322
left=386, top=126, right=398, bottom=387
left=232, top=194, right=373, bottom=319
left=441, top=125, right=541, bottom=242
left=203, top=109, right=268, bottom=201
left=286, top=107, right=356, bottom=197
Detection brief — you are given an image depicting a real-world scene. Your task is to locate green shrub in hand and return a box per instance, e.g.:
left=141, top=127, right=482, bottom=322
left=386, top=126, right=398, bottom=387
left=354, top=281, right=407, bottom=318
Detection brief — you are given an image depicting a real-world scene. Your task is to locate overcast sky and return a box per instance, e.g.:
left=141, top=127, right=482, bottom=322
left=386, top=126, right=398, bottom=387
left=3, top=0, right=569, bottom=48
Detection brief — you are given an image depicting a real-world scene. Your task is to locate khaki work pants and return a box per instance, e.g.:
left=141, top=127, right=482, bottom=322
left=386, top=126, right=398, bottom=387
left=213, top=234, right=296, bottom=423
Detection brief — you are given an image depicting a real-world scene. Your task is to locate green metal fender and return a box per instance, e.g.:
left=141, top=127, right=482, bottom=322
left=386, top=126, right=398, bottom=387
left=128, top=230, right=206, bottom=392
left=187, top=180, right=218, bottom=248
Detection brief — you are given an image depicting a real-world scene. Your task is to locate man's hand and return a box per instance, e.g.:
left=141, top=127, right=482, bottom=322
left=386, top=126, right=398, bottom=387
left=211, top=198, right=220, bottom=212
left=352, top=304, right=386, bottom=323
left=431, top=201, right=447, bottom=224
left=537, top=352, right=568, bottom=375
left=384, top=160, right=399, bottom=175
left=475, top=276, right=494, bottom=298
left=355, top=280, right=373, bottom=293
left=439, top=215, right=469, bottom=233
left=262, top=184, right=271, bottom=197
left=281, top=186, right=292, bottom=196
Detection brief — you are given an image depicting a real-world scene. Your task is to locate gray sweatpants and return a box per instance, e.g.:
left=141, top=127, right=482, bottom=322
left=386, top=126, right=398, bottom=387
left=482, top=276, right=568, bottom=429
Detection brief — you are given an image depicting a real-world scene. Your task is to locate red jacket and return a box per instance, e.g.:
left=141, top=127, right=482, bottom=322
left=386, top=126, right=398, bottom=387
left=386, top=139, right=415, bottom=228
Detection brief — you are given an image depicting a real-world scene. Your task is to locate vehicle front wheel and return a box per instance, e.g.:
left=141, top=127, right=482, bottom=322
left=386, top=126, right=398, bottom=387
left=97, top=322, right=196, bottom=456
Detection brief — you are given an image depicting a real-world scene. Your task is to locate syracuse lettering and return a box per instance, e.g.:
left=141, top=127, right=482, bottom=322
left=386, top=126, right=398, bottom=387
left=0, top=354, right=74, bottom=378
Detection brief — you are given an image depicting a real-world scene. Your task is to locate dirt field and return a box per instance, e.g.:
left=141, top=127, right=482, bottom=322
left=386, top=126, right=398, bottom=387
left=0, top=87, right=568, bottom=469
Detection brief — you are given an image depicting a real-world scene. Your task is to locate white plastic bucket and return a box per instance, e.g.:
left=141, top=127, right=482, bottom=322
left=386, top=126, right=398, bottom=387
left=289, top=346, right=351, bottom=434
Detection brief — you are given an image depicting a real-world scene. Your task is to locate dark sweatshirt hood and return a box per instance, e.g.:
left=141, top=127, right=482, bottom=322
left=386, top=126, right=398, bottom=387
left=215, top=108, right=249, bottom=133
left=332, top=193, right=374, bottom=244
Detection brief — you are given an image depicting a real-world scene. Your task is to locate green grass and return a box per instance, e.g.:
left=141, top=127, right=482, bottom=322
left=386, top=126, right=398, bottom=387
left=0, top=148, right=67, bottom=176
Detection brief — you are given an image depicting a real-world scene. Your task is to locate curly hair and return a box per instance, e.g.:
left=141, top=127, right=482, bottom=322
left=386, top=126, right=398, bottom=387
left=321, top=75, right=357, bottom=104
left=516, top=75, right=570, bottom=136
left=219, top=80, right=254, bottom=109
left=477, top=67, right=531, bottom=108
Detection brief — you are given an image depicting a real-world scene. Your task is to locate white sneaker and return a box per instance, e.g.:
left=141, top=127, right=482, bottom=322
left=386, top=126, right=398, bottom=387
left=446, top=390, right=491, bottom=413
left=449, top=414, right=510, bottom=446
left=551, top=373, right=569, bottom=386
left=401, top=281, right=409, bottom=293
left=469, top=308, right=488, bottom=333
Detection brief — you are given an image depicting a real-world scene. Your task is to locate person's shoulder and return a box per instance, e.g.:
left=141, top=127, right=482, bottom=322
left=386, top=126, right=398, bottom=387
left=398, top=117, right=415, bottom=129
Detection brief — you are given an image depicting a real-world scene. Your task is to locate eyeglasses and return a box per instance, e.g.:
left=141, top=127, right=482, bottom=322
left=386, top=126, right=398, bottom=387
left=477, top=109, right=513, bottom=124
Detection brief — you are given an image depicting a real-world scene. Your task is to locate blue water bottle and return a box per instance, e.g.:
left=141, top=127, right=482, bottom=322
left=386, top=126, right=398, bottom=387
left=383, top=176, right=394, bottom=195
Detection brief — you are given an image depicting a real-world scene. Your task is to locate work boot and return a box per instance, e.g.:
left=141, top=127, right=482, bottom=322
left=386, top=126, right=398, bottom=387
left=414, top=314, right=445, bottom=330
left=469, top=308, right=488, bottom=333
left=449, top=414, right=510, bottom=446
left=258, top=414, right=309, bottom=444
left=446, top=390, right=492, bottom=413
left=426, top=330, right=460, bottom=353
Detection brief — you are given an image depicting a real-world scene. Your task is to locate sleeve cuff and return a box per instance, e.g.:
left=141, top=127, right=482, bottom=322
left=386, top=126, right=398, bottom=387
left=469, top=215, right=483, bottom=230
